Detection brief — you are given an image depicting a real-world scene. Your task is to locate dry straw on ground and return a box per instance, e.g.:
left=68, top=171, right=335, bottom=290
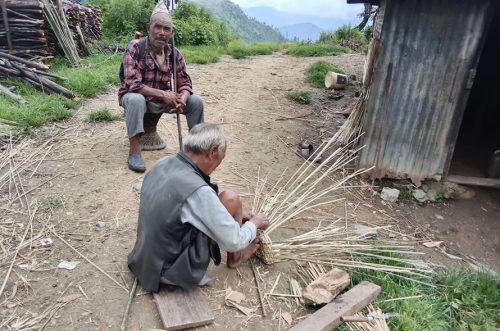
left=346, top=305, right=391, bottom=331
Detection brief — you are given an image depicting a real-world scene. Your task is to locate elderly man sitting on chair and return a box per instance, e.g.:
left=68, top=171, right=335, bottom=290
left=118, top=6, right=203, bottom=172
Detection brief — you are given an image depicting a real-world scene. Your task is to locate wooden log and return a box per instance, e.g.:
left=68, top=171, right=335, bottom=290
left=32, top=68, right=66, bottom=81
left=1, top=0, right=13, bottom=51
left=447, top=175, right=500, bottom=189
left=325, top=71, right=348, bottom=90
left=10, top=62, right=75, bottom=98
left=289, top=281, right=381, bottom=331
left=5, top=0, right=42, bottom=7
left=6, top=7, right=42, bottom=20
left=0, top=51, right=48, bottom=70
left=302, top=268, right=351, bottom=306
left=0, top=82, right=27, bottom=104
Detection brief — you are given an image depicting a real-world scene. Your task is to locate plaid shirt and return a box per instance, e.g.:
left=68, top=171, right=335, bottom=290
left=118, top=38, right=193, bottom=100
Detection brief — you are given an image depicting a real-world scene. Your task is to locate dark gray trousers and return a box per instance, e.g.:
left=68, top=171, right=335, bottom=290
left=121, top=93, right=204, bottom=138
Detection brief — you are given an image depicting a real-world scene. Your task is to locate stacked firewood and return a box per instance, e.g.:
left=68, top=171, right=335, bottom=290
left=0, top=51, right=75, bottom=99
left=65, top=2, right=102, bottom=41
left=46, top=1, right=103, bottom=57
left=0, top=0, right=102, bottom=60
left=0, top=0, right=50, bottom=59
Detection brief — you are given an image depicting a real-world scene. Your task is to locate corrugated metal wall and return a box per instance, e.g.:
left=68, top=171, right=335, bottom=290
left=359, top=0, right=492, bottom=184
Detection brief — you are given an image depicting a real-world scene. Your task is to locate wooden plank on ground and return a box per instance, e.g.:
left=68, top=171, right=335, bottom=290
left=447, top=175, right=500, bottom=189
left=153, top=285, right=214, bottom=331
left=289, top=281, right=381, bottom=331
left=303, top=268, right=350, bottom=305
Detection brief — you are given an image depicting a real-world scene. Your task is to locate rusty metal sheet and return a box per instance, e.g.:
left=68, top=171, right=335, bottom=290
left=358, top=0, right=492, bottom=184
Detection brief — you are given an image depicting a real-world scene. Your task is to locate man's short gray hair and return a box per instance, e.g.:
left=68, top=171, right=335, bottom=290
left=183, top=123, right=226, bottom=154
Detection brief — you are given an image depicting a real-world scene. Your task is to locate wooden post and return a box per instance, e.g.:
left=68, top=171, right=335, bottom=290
left=1, top=0, right=13, bottom=51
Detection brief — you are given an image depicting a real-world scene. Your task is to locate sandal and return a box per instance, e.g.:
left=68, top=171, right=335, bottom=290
left=296, top=143, right=323, bottom=163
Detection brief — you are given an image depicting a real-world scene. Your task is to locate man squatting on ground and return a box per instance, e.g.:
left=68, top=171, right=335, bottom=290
left=128, top=123, right=269, bottom=292
left=118, top=8, right=203, bottom=172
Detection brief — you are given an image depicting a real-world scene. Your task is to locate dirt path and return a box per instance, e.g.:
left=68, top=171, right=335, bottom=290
left=0, top=52, right=498, bottom=330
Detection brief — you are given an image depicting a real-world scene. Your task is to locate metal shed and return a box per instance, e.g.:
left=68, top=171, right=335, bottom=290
left=346, top=0, right=500, bottom=186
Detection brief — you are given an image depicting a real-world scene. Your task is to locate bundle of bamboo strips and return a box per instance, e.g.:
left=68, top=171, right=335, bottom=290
left=332, top=92, right=368, bottom=145
left=333, top=32, right=380, bottom=146
left=252, top=138, right=365, bottom=236
left=0, top=51, right=75, bottom=99
left=258, top=222, right=432, bottom=279
left=250, top=134, right=432, bottom=280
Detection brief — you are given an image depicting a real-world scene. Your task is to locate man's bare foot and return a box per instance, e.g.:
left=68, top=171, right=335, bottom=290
left=227, top=238, right=261, bottom=268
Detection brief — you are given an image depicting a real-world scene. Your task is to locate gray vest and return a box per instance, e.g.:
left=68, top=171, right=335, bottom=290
left=127, top=153, right=221, bottom=292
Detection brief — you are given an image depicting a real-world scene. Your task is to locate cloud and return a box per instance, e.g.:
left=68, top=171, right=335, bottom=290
left=231, top=0, right=363, bottom=20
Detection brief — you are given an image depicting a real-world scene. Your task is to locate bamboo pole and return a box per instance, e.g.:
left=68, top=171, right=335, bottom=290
left=41, top=0, right=80, bottom=66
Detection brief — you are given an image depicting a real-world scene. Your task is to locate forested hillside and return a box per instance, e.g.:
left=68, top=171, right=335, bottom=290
left=188, top=0, right=285, bottom=43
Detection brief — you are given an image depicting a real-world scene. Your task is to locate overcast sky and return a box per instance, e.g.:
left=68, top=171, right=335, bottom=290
left=230, top=0, right=363, bottom=20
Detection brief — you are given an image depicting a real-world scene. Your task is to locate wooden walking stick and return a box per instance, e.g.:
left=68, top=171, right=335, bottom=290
left=169, top=0, right=183, bottom=151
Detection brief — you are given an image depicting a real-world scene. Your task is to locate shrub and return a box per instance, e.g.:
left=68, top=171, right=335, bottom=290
left=318, top=31, right=336, bottom=44
left=332, top=24, right=365, bottom=41
left=306, top=61, right=345, bottom=88
left=173, top=2, right=233, bottom=47
left=286, top=91, right=311, bottom=104
left=286, top=43, right=349, bottom=57
left=92, top=1, right=234, bottom=47
left=95, top=0, right=154, bottom=38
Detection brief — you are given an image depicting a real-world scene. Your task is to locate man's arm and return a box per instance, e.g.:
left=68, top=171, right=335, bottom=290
left=181, top=186, right=266, bottom=252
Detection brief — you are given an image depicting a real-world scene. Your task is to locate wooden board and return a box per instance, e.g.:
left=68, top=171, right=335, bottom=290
left=289, top=281, right=381, bottom=331
left=153, top=285, right=214, bottom=331
left=447, top=175, right=500, bottom=189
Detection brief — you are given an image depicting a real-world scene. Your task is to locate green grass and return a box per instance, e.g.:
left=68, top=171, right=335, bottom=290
left=226, top=41, right=284, bottom=59
left=286, top=43, right=349, bottom=57
left=286, top=90, right=311, bottom=104
left=87, top=108, right=123, bottom=122
left=0, top=52, right=121, bottom=127
left=306, top=60, right=345, bottom=88
left=336, top=259, right=500, bottom=331
left=179, top=45, right=223, bottom=64
left=51, top=53, right=121, bottom=97
left=335, top=25, right=365, bottom=41
left=0, top=78, right=78, bottom=127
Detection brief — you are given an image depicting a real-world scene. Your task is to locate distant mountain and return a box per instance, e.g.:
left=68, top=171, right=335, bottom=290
left=279, top=23, right=323, bottom=42
left=243, top=6, right=355, bottom=34
left=188, top=0, right=285, bottom=43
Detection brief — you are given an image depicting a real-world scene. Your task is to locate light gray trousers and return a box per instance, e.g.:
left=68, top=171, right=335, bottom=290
left=121, top=93, right=204, bottom=138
